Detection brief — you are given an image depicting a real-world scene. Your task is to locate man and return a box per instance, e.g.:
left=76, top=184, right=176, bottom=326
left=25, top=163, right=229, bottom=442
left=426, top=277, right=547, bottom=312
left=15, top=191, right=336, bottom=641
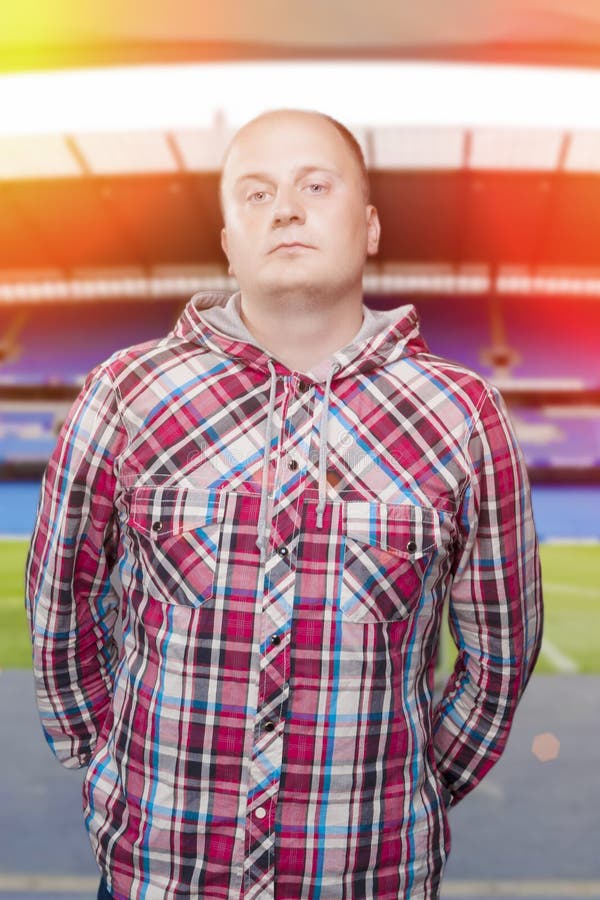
left=26, top=108, right=543, bottom=900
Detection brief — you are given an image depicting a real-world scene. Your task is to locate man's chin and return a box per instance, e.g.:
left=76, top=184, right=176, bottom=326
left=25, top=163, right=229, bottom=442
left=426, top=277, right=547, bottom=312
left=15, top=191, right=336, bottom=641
left=254, top=275, right=328, bottom=300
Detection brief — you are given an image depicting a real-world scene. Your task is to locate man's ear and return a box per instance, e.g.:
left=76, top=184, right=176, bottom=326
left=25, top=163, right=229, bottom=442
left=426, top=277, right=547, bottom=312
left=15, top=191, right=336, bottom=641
left=221, top=227, right=234, bottom=276
left=366, top=205, right=381, bottom=257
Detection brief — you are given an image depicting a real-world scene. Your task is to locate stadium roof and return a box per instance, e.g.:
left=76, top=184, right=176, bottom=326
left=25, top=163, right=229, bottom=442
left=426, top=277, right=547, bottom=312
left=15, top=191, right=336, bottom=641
left=2, top=0, right=600, bottom=294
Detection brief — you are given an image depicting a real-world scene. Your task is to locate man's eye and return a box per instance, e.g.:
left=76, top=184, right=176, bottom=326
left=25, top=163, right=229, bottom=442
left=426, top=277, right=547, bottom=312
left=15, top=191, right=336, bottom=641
left=307, top=183, right=326, bottom=193
left=249, top=191, right=267, bottom=202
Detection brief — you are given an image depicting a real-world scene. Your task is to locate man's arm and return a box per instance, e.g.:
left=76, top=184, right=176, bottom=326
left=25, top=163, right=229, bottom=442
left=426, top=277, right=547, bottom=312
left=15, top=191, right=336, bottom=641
left=432, top=383, right=543, bottom=806
left=25, top=363, right=128, bottom=768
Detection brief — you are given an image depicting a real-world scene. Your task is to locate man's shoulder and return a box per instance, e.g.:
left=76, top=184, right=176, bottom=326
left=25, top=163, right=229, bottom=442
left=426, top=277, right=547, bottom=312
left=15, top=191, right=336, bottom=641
left=87, top=331, right=204, bottom=387
left=398, top=347, right=496, bottom=409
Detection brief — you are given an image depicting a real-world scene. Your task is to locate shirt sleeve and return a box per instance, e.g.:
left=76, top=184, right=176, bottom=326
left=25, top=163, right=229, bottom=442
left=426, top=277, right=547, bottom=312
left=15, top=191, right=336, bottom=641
left=24, top=362, right=128, bottom=769
left=431, top=383, right=544, bottom=807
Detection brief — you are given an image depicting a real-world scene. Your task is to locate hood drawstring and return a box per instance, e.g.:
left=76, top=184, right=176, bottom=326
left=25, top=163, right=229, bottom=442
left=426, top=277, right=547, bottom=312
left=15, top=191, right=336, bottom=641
left=256, top=358, right=278, bottom=564
left=315, top=362, right=341, bottom=529
left=255, top=359, right=342, bottom=563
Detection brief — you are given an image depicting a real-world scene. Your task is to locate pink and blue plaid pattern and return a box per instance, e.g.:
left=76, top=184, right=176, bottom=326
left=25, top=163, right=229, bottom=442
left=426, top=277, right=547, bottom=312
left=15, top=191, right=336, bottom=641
left=25, top=294, right=543, bottom=899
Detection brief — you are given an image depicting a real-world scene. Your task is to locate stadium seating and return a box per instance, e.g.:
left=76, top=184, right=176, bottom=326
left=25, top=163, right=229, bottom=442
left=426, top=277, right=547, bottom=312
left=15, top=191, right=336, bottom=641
left=509, top=406, right=600, bottom=467
left=0, top=409, right=64, bottom=463
left=419, top=296, right=495, bottom=376
left=499, top=297, right=600, bottom=388
left=1, top=294, right=598, bottom=480
left=1, top=294, right=598, bottom=388
left=0, top=300, right=181, bottom=385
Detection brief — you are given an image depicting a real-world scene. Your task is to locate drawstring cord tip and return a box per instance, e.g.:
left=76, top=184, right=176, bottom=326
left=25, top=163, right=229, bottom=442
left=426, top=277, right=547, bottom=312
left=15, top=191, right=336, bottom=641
left=256, top=534, right=266, bottom=564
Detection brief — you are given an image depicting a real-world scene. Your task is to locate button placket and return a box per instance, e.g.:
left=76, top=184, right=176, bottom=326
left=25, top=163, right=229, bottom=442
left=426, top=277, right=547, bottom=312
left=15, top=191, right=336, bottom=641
left=242, top=375, right=307, bottom=897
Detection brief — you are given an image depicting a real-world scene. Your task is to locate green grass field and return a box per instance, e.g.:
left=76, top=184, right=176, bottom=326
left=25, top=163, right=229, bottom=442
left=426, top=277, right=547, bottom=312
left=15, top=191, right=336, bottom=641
left=2, top=538, right=599, bottom=672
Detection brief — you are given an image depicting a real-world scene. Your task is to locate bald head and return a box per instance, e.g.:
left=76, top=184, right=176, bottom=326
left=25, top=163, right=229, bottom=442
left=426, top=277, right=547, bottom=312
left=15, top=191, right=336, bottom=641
left=217, top=106, right=381, bottom=305
left=218, top=108, right=370, bottom=221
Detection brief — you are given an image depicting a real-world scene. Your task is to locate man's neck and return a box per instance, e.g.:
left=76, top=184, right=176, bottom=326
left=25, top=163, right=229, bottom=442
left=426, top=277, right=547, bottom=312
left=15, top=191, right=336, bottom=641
left=238, top=289, right=364, bottom=373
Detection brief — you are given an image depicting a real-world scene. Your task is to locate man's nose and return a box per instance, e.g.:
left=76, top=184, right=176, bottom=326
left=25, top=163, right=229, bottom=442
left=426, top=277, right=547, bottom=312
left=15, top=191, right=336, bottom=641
left=272, top=186, right=305, bottom=225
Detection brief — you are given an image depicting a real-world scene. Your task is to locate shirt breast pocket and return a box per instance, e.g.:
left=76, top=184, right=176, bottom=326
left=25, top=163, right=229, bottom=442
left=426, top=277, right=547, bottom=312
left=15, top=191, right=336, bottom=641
left=126, top=486, right=225, bottom=609
left=340, top=502, right=442, bottom=624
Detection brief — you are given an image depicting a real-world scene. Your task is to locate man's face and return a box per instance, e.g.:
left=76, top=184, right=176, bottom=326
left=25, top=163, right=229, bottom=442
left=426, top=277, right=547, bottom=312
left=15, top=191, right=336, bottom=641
left=220, top=113, right=380, bottom=301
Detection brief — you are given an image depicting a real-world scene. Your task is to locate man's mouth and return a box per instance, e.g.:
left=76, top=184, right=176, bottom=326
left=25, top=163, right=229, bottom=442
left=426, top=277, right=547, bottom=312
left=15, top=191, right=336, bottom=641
left=271, top=242, right=314, bottom=253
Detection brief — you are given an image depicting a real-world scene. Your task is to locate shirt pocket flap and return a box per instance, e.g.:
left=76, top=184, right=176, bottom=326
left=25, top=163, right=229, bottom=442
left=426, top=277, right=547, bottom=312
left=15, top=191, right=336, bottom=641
left=340, top=502, right=443, bottom=624
left=344, top=502, right=441, bottom=560
left=128, top=486, right=225, bottom=539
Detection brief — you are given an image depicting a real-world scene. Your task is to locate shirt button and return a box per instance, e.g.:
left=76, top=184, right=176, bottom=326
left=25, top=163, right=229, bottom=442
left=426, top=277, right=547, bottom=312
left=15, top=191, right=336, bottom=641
left=270, top=634, right=282, bottom=645
left=255, top=807, right=267, bottom=819
left=298, top=380, right=310, bottom=393
left=406, top=540, right=417, bottom=552
left=264, top=721, right=275, bottom=732
left=152, top=521, right=163, bottom=533
left=277, top=546, right=288, bottom=557
left=287, top=458, right=299, bottom=471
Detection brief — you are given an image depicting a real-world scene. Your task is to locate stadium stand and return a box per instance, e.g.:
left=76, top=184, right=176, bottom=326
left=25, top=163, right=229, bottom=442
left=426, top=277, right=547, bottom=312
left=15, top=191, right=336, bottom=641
left=500, top=296, right=600, bottom=388
left=3, top=293, right=598, bottom=388
left=0, top=300, right=181, bottom=386
left=0, top=294, right=597, bottom=384
left=373, top=294, right=495, bottom=377
left=0, top=407, right=67, bottom=463
left=1, top=293, right=598, bottom=489
left=510, top=406, right=600, bottom=468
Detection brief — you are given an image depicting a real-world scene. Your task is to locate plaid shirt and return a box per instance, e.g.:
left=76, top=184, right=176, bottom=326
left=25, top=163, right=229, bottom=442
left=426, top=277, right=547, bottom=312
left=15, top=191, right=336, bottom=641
left=25, top=291, right=543, bottom=900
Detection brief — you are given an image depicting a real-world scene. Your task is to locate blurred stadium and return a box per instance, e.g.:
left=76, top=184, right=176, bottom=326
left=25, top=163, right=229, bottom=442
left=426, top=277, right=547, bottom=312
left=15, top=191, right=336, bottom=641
left=1, top=2, right=599, bottom=898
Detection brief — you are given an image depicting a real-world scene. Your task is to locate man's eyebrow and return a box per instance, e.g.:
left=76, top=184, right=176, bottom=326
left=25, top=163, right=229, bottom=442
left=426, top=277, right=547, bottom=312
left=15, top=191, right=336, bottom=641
left=234, top=164, right=341, bottom=188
